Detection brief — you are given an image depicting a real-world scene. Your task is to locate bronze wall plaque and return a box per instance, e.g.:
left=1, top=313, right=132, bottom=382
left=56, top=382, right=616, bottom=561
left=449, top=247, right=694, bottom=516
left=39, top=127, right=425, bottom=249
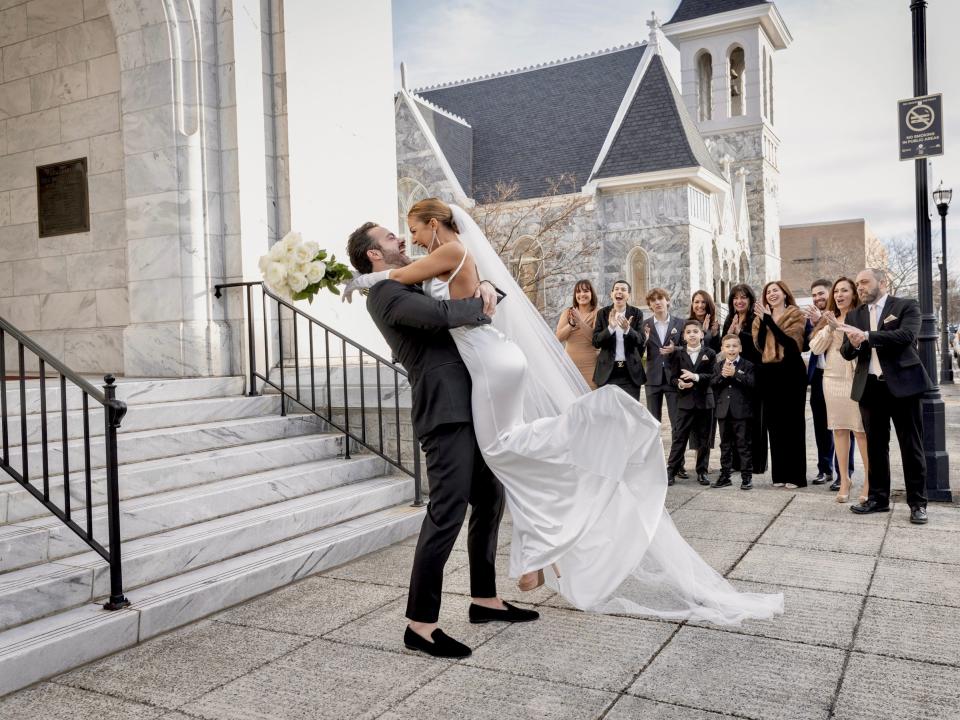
left=36, top=157, right=90, bottom=238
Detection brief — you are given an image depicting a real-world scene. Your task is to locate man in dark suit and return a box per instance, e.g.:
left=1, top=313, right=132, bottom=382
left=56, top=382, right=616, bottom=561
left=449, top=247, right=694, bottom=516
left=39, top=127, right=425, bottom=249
left=666, top=320, right=716, bottom=486
left=839, top=268, right=933, bottom=524
left=348, top=222, right=537, bottom=660
left=711, top=334, right=755, bottom=489
left=593, top=280, right=646, bottom=400
left=805, top=279, right=835, bottom=484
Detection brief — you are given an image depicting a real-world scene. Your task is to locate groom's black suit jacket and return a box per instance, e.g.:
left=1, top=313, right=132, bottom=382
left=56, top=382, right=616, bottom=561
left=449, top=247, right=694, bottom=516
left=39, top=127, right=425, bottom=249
left=365, top=279, right=490, bottom=438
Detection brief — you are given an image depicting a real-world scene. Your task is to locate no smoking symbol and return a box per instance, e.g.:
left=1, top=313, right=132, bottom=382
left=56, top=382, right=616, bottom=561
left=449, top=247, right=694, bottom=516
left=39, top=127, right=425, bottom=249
left=907, top=103, right=935, bottom=132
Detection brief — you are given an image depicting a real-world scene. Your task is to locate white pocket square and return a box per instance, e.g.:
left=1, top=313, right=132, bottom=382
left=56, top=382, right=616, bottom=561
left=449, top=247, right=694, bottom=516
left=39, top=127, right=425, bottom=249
left=883, top=314, right=898, bottom=323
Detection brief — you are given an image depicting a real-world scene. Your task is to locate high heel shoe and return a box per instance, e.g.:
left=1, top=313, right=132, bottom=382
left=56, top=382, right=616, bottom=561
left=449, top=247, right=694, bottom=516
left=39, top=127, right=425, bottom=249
left=836, top=494, right=849, bottom=503
left=516, top=563, right=561, bottom=592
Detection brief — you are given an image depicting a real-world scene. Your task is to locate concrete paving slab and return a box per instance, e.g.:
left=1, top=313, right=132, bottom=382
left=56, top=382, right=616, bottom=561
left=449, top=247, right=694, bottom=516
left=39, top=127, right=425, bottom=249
left=628, top=626, right=845, bottom=720
left=758, top=515, right=885, bottom=555
left=179, top=639, right=447, bottom=720
left=57, top=619, right=309, bottom=710
left=855, top=596, right=960, bottom=666
left=325, top=592, right=507, bottom=656
left=684, top=536, right=751, bottom=575
left=683, top=488, right=790, bottom=515
left=378, top=664, right=616, bottom=720
left=870, top=557, right=960, bottom=608
left=442, top=553, right=555, bottom=604
left=670, top=507, right=772, bottom=543
left=211, top=575, right=405, bottom=637
left=832, top=652, right=960, bottom=720
left=780, top=493, right=894, bottom=525
left=605, top=695, right=742, bottom=720
left=0, top=682, right=165, bottom=720
left=665, top=485, right=704, bottom=511
left=464, top=606, right=674, bottom=692
left=881, top=526, right=960, bottom=565
left=730, top=544, right=873, bottom=594
left=690, top=581, right=860, bottom=649
left=890, top=505, right=960, bottom=532
left=323, top=545, right=468, bottom=588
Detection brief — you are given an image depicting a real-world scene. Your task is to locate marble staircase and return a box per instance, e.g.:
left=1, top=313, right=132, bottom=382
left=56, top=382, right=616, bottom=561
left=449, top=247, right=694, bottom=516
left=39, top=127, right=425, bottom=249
left=0, top=376, right=424, bottom=696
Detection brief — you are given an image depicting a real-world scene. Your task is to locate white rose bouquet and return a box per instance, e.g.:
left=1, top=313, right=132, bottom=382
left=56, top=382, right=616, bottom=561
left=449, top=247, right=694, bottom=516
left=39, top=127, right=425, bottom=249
left=257, top=231, right=353, bottom=302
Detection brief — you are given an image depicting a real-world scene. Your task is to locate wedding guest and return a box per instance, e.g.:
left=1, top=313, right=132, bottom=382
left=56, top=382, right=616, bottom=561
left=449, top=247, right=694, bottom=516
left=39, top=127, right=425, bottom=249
left=804, top=279, right=835, bottom=486
left=711, top=334, right=755, bottom=489
left=840, top=268, right=931, bottom=524
left=556, top=279, right=600, bottom=389
left=722, top=284, right=768, bottom=474
left=752, top=280, right=807, bottom=488
left=593, top=280, right=645, bottom=400
left=667, top=320, right=716, bottom=486
left=689, top=290, right=722, bottom=352
left=809, top=277, right=870, bottom=503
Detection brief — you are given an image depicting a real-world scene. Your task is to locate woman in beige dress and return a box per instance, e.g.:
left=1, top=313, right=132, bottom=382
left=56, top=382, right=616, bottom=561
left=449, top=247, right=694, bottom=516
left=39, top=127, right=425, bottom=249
left=555, top=279, right=600, bottom=389
left=809, top=277, right=870, bottom=503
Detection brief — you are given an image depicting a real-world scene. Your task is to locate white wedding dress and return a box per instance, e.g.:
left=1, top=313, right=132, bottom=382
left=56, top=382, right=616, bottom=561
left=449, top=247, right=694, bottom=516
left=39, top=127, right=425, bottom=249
left=418, top=207, right=783, bottom=625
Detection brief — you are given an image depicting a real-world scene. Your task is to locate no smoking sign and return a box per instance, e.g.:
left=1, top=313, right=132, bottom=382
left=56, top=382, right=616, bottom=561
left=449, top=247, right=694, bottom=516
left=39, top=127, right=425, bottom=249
left=898, top=93, right=944, bottom=160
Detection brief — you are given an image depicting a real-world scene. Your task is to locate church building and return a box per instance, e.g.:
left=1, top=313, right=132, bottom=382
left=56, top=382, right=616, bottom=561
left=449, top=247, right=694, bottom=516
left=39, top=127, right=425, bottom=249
left=395, top=0, right=791, bottom=318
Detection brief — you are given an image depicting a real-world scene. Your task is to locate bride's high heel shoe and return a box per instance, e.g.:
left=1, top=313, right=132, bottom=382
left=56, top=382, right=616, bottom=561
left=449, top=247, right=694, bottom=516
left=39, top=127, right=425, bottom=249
left=517, top=563, right=561, bottom=592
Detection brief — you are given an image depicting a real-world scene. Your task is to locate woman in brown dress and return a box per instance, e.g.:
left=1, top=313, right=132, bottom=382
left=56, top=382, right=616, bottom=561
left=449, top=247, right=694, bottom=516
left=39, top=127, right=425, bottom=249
left=555, top=279, right=600, bottom=389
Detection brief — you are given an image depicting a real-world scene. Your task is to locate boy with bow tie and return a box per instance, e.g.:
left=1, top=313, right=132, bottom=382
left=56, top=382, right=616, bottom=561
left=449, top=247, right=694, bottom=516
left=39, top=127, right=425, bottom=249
left=711, top=334, right=756, bottom=489
left=666, top=320, right=716, bottom=486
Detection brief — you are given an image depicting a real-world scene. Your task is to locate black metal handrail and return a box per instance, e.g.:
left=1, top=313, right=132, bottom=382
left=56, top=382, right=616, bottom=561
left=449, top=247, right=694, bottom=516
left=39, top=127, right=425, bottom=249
left=214, top=281, right=423, bottom=504
left=0, top=316, right=129, bottom=609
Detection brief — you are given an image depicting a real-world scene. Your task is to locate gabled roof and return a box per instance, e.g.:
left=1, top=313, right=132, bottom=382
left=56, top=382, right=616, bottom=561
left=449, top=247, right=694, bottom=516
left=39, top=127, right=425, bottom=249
left=594, top=55, right=723, bottom=180
left=666, top=0, right=771, bottom=25
left=410, top=95, right=473, bottom=196
left=416, top=44, right=646, bottom=200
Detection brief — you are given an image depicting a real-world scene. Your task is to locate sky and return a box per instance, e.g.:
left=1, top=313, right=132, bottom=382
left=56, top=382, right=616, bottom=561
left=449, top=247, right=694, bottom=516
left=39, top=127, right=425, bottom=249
left=393, top=0, right=960, bottom=269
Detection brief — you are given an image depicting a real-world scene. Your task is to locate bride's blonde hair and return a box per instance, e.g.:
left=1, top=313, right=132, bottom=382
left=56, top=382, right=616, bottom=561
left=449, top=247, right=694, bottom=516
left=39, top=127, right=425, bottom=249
left=407, top=198, right=460, bottom=234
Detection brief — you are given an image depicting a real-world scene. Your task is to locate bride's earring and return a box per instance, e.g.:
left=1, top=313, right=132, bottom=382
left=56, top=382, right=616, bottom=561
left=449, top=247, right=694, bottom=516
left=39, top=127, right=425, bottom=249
left=429, top=229, right=439, bottom=252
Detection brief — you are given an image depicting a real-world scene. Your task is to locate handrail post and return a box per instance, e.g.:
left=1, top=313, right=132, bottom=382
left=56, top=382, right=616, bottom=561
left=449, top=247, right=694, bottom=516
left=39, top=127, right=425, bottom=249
left=102, top=375, right=130, bottom=610
left=246, top=284, right=259, bottom=396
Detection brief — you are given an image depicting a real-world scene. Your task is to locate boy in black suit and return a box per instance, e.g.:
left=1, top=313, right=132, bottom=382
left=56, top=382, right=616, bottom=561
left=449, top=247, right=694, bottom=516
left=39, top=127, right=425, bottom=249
left=666, top=320, right=716, bottom=486
left=711, top=334, right=756, bottom=490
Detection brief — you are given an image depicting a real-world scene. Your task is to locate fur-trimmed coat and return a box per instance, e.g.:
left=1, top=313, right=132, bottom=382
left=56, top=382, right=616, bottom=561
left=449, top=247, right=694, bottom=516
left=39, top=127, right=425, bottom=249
left=752, top=305, right=805, bottom=363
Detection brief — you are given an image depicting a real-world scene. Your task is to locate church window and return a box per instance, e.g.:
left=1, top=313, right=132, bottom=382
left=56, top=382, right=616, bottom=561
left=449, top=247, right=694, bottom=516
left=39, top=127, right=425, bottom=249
left=514, top=235, right=545, bottom=311
left=397, top=177, right=431, bottom=257
left=626, top=247, right=650, bottom=306
left=729, top=47, right=745, bottom=117
left=689, top=187, right=710, bottom=223
left=696, top=52, right=713, bottom=122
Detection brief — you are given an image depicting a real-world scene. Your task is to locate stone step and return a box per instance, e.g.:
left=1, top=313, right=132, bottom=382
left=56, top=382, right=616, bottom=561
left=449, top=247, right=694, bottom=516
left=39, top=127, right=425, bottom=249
left=2, top=454, right=389, bottom=571
left=0, top=433, right=346, bottom=524
left=2, top=412, right=323, bottom=480
left=2, top=377, right=245, bottom=416
left=0, top=471, right=410, bottom=631
left=0, top=502, right=423, bottom=697
left=2, top=394, right=282, bottom=448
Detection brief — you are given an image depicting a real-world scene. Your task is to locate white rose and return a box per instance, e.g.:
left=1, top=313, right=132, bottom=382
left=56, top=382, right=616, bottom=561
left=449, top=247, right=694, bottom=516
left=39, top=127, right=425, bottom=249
left=288, top=271, right=308, bottom=293
left=257, top=254, right=271, bottom=275
left=268, top=241, right=287, bottom=262
left=264, top=261, right=287, bottom=289
left=306, top=261, right=326, bottom=283
left=292, top=244, right=313, bottom=265
left=302, top=241, right=320, bottom=259
left=281, top=231, right=301, bottom=252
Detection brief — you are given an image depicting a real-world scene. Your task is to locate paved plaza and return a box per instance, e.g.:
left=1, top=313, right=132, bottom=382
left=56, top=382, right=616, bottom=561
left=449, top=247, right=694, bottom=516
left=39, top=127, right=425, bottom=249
left=1, top=386, right=958, bottom=720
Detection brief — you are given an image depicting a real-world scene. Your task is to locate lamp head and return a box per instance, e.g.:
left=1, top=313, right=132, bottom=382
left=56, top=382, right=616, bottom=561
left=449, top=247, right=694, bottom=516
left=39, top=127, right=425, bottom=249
left=933, top=182, right=953, bottom=213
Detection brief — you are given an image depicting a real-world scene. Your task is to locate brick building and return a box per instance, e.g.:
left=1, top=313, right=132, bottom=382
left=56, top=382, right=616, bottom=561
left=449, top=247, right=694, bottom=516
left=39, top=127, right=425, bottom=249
left=779, top=219, right=888, bottom=295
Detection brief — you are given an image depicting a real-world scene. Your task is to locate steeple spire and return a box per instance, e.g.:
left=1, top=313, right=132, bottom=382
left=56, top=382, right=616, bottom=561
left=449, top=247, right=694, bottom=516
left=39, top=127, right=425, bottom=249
left=646, top=12, right=663, bottom=54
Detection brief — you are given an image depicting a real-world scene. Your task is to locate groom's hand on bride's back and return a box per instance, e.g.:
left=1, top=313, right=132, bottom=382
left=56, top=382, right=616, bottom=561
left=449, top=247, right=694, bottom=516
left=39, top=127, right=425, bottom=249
left=474, top=281, right=499, bottom=318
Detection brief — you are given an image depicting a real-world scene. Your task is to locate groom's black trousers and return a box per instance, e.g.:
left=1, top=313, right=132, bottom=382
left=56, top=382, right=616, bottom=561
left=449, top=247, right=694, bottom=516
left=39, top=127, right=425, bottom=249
left=407, top=421, right=504, bottom=623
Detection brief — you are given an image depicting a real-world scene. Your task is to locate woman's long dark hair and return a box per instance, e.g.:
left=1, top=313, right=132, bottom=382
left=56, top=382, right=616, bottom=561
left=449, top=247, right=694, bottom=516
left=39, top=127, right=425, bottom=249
left=571, top=279, right=598, bottom=311
left=687, top=290, right=717, bottom=323
left=722, top=283, right=757, bottom=335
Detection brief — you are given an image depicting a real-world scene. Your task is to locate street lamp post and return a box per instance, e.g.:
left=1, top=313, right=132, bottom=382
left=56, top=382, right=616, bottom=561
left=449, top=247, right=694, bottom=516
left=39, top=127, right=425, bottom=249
left=909, top=0, right=950, bottom=501
left=933, top=182, right=953, bottom=384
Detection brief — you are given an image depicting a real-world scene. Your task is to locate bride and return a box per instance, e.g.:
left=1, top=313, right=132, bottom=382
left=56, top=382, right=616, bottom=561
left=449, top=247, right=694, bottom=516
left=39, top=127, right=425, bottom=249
left=345, top=198, right=783, bottom=624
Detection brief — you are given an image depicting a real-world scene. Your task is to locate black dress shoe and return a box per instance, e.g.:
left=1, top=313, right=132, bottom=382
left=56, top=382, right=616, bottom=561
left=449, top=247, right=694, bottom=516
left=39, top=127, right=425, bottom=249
left=697, top=473, right=711, bottom=486
left=812, top=472, right=831, bottom=486
left=676, top=469, right=690, bottom=479
left=850, top=499, right=890, bottom=515
left=667, top=475, right=676, bottom=486
left=711, top=476, right=732, bottom=489
left=740, top=477, right=753, bottom=490
left=829, top=478, right=841, bottom=492
left=910, top=506, right=928, bottom=525
left=469, top=601, right=539, bottom=624
left=404, top=627, right=471, bottom=658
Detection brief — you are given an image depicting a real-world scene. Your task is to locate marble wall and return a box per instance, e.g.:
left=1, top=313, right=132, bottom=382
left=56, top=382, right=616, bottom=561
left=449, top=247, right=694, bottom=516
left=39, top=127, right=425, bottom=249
left=0, top=0, right=127, bottom=373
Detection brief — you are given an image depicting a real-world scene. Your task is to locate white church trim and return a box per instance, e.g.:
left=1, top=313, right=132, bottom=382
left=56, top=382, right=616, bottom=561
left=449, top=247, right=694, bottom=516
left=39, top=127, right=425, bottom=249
left=663, top=4, right=793, bottom=50
left=582, top=166, right=729, bottom=197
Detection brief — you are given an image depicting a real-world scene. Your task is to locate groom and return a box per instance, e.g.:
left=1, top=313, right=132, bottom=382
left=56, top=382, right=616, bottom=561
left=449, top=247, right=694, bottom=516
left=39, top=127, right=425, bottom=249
left=346, top=222, right=538, bottom=659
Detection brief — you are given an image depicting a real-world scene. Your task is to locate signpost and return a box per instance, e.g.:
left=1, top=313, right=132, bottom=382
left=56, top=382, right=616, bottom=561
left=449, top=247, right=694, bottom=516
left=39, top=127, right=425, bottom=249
left=898, top=93, right=944, bottom=160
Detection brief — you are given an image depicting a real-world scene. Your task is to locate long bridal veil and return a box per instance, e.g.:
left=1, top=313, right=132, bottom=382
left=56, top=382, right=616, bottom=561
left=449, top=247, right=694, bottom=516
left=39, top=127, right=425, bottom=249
left=450, top=204, right=783, bottom=625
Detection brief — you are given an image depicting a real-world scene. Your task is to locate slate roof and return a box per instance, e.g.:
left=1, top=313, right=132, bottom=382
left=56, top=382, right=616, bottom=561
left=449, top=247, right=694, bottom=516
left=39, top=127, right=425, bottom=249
left=416, top=44, right=646, bottom=200
left=666, top=0, right=771, bottom=25
left=412, top=97, right=473, bottom=196
left=595, top=54, right=723, bottom=180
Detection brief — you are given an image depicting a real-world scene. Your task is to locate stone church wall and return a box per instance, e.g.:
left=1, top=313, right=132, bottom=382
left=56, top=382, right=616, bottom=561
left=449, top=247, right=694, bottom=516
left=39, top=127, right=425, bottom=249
left=394, top=97, right=460, bottom=206
left=0, top=0, right=127, bottom=372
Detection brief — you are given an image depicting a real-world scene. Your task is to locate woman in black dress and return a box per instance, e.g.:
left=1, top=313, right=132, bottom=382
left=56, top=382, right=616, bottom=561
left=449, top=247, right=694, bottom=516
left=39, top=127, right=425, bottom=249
left=722, top=284, right=767, bottom=474
left=751, top=280, right=808, bottom=488
left=689, top=290, right=722, bottom=352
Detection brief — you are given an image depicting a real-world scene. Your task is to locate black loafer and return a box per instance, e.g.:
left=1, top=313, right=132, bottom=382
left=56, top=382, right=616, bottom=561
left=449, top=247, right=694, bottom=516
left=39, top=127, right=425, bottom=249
left=812, top=473, right=831, bottom=486
left=740, top=478, right=753, bottom=490
left=711, top=477, right=732, bottom=489
left=697, top=473, right=711, bottom=486
left=404, top=627, right=471, bottom=658
left=667, top=475, right=676, bottom=486
left=469, top=601, right=539, bottom=624
left=829, top=479, right=842, bottom=492
left=676, top=469, right=690, bottom=479
left=850, top=499, right=890, bottom=515
left=910, top=506, right=928, bottom=525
